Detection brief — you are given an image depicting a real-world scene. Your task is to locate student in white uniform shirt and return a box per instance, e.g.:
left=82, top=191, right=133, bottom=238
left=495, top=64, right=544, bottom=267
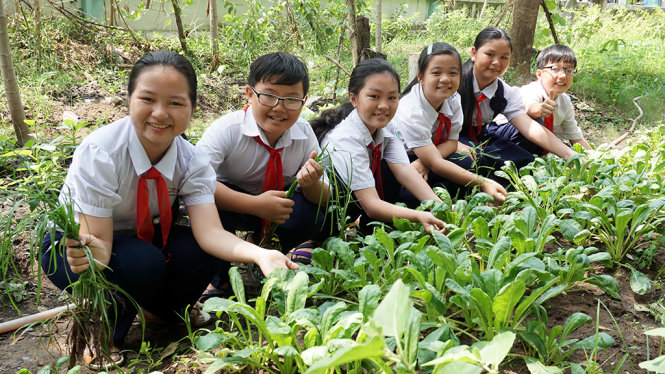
left=41, top=51, right=298, bottom=370
left=392, top=42, right=507, bottom=204
left=491, top=44, right=591, bottom=152
left=313, top=58, right=444, bottom=233
left=196, top=52, right=330, bottom=270
left=458, top=28, right=578, bottom=185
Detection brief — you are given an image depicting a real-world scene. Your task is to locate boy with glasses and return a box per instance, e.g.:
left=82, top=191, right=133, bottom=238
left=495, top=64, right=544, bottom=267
left=196, top=52, right=330, bottom=283
left=492, top=44, right=591, bottom=152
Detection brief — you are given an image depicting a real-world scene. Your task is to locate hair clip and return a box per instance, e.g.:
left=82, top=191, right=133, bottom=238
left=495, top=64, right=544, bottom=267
left=427, top=44, right=433, bottom=55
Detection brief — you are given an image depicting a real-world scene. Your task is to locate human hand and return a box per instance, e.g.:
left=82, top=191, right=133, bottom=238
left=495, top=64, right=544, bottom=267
left=539, top=99, right=557, bottom=118
left=411, top=159, right=429, bottom=181
left=254, top=190, right=295, bottom=224
left=480, top=178, right=507, bottom=204
left=297, top=151, right=324, bottom=188
left=415, top=211, right=445, bottom=234
left=65, top=234, right=111, bottom=274
left=456, top=142, right=476, bottom=161
left=255, top=249, right=300, bottom=277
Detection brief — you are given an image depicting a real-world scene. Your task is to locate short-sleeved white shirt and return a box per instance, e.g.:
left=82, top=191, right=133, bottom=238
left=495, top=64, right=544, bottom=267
left=60, top=116, right=216, bottom=232
left=473, top=76, right=525, bottom=125
left=196, top=106, right=322, bottom=195
left=393, top=84, right=463, bottom=149
left=519, top=81, right=583, bottom=140
left=320, top=109, right=409, bottom=191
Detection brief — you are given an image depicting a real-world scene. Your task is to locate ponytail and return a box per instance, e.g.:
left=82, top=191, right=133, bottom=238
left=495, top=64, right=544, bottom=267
left=458, top=58, right=476, bottom=135
left=311, top=102, right=355, bottom=144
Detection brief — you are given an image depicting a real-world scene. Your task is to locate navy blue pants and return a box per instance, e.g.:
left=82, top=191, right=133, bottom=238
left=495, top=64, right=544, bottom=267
left=41, top=225, right=225, bottom=346
left=458, top=125, right=535, bottom=187
left=218, top=185, right=333, bottom=251
left=405, top=150, right=476, bottom=201
left=486, top=120, right=545, bottom=155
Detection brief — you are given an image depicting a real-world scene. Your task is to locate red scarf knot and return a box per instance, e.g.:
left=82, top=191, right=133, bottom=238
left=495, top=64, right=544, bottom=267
left=433, top=113, right=452, bottom=145
left=136, top=167, right=172, bottom=260
left=368, top=142, right=384, bottom=199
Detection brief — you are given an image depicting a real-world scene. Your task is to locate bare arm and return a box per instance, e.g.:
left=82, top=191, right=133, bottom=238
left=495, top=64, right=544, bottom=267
left=353, top=188, right=444, bottom=234
left=388, top=162, right=441, bottom=202
left=65, top=214, right=114, bottom=274
left=188, top=203, right=298, bottom=277
left=414, top=145, right=506, bottom=204
left=511, top=113, right=577, bottom=160
left=570, top=137, right=591, bottom=150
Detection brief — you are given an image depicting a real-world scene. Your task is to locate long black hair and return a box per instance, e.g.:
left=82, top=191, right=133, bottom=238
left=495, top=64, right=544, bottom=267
left=129, top=51, right=197, bottom=106
left=401, top=42, right=462, bottom=98
left=458, top=27, right=512, bottom=133
left=312, top=58, right=400, bottom=143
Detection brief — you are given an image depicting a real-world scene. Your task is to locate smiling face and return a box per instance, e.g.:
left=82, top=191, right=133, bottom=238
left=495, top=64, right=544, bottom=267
left=350, top=72, right=399, bottom=135
left=471, top=38, right=512, bottom=90
left=246, top=78, right=305, bottom=148
left=418, top=54, right=461, bottom=111
left=129, top=65, right=194, bottom=163
left=537, top=61, right=574, bottom=99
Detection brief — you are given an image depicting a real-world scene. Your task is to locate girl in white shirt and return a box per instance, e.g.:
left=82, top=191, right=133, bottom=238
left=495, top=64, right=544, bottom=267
left=314, top=58, right=444, bottom=233
left=393, top=42, right=507, bottom=203
left=458, top=27, right=577, bottom=183
left=41, top=51, right=297, bottom=369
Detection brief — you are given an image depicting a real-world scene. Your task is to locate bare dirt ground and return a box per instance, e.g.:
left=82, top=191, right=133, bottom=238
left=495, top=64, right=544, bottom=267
left=1, top=79, right=660, bottom=373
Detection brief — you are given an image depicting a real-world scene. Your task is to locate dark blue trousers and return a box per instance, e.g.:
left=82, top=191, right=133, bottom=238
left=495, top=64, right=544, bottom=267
left=41, top=225, right=225, bottom=346
left=405, top=151, right=476, bottom=201
left=458, top=125, right=535, bottom=187
left=218, top=185, right=332, bottom=252
left=486, top=119, right=545, bottom=155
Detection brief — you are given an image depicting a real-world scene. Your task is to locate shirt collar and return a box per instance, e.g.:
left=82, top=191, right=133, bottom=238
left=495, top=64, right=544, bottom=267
left=128, top=123, right=177, bottom=181
left=413, top=84, right=440, bottom=122
left=349, top=109, right=387, bottom=147
left=473, top=75, right=498, bottom=98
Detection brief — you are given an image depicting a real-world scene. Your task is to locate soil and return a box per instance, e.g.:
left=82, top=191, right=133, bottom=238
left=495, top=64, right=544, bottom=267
left=1, top=78, right=659, bottom=373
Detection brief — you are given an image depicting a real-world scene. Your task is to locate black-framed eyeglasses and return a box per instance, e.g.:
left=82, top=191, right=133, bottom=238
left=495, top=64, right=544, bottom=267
left=249, top=86, right=306, bottom=111
left=542, top=65, right=577, bottom=76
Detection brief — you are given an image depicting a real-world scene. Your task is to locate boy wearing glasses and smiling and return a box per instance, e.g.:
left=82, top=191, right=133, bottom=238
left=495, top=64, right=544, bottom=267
left=492, top=44, right=591, bottom=151
left=196, top=52, right=330, bottom=280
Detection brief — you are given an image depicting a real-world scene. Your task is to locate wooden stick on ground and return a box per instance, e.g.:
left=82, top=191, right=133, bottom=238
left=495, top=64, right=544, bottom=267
left=611, top=95, right=644, bottom=146
left=0, top=304, right=75, bottom=335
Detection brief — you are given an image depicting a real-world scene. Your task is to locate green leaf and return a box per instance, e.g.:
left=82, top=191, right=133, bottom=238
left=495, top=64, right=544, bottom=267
left=588, top=274, right=621, bottom=299
left=639, top=355, right=665, bottom=371
left=229, top=267, right=245, bottom=304
left=493, top=281, right=526, bottom=329
left=304, top=335, right=385, bottom=374
left=286, top=271, right=309, bottom=315
left=433, top=362, right=482, bottom=374
left=479, top=331, right=515, bottom=368
left=195, top=331, right=229, bottom=351
left=645, top=327, right=665, bottom=337
left=573, top=332, right=615, bottom=349
left=524, top=356, right=563, bottom=374
left=358, top=284, right=382, bottom=321
left=373, top=279, right=412, bottom=338
left=561, top=313, right=592, bottom=340
left=630, top=268, right=651, bottom=295
left=404, top=307, right=422, bottom=366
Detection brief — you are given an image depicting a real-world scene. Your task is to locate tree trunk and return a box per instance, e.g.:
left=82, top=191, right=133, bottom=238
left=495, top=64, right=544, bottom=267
left=171, top=0, right=189, bottom=56
left=0, top=0, right=34, bottom=146
left=346, top=0, right=361, bottom=67
left=510, top=0, right=539, bottom=85
left=375, top=0, right=381, bottom=53
left=209, top=0, right=219, bottom=67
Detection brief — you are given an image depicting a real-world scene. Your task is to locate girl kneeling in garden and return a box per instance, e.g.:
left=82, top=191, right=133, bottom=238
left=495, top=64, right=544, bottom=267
left=41, top=51, right=298, bottom=370
left=312, top=58, right=444, bottom=234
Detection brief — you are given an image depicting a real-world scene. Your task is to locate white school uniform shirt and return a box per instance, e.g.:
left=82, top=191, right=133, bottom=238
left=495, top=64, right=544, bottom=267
left=320, top=109, right=409, bottom=192
left=60, top=116, right=216, bottom=233
left=392, top=84, right=464, bottom=149
left=196, top=106, right=321, bottom=195
left=473, top=76, right=525, bottom=125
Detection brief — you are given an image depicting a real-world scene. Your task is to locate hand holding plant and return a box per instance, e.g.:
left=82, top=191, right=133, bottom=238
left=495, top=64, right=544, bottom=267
left=254, top=190, right=294, bottom=224
left=479, top=178, right=507, bottom=204
left=64, top=234, right=111, bottom=274
left=296, top=151, right=324, bottom=188
left=412, top=210, right=445, bottom=234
